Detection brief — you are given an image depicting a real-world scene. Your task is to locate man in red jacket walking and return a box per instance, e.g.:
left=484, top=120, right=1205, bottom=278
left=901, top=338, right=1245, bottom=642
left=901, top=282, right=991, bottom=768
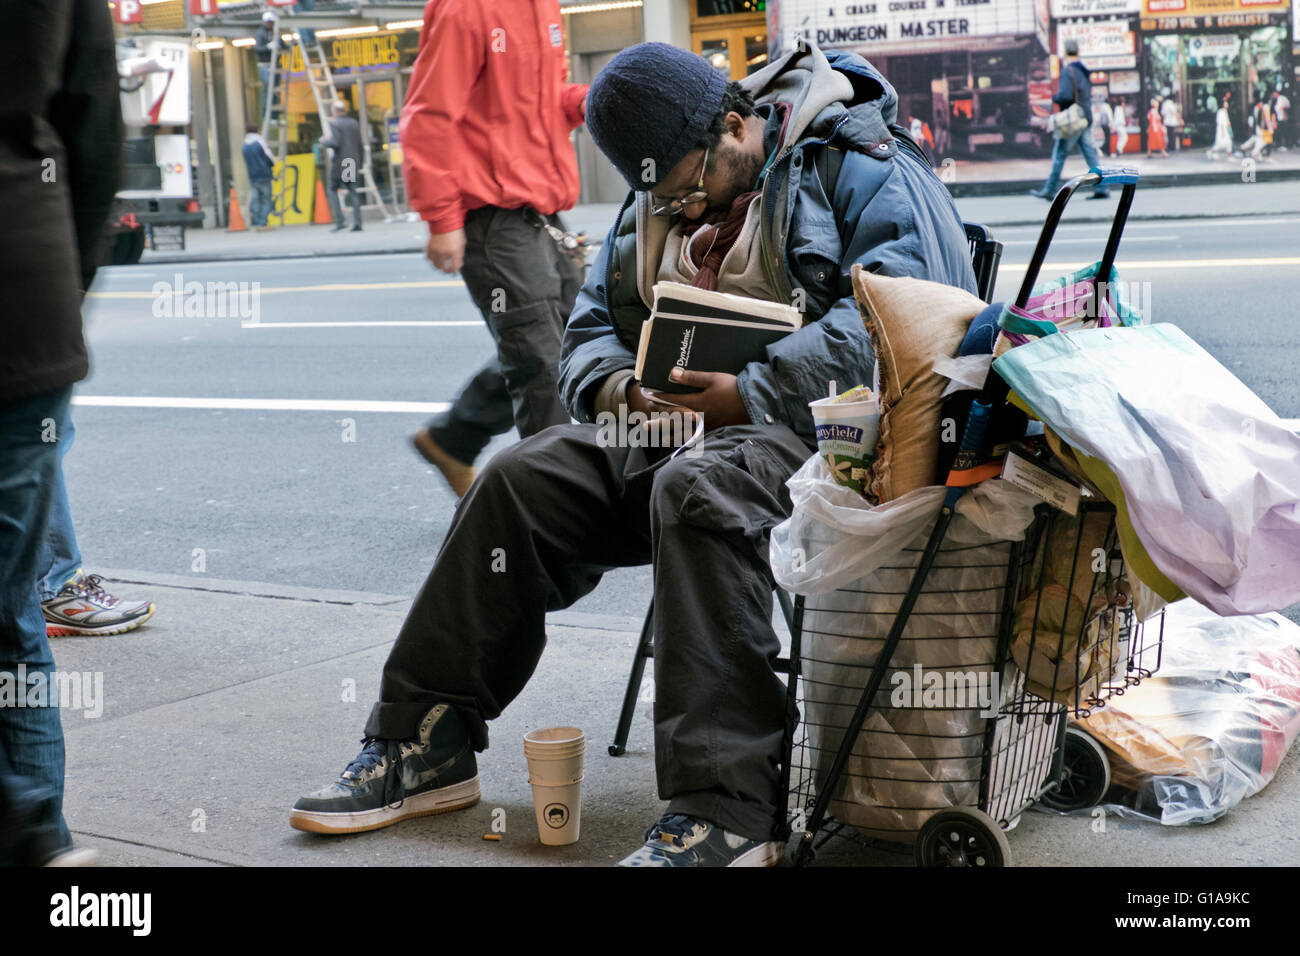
left=402, top=0, right=589, bottom=496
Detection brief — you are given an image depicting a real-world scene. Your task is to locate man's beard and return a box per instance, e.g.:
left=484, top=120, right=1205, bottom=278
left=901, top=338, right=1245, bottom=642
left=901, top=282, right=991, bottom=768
left=704, top=140, right=767, bottom=216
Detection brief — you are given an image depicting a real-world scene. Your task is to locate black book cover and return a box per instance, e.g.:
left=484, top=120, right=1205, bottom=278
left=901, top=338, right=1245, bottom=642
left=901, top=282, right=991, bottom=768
left=635, top=315, right=792, bottom=393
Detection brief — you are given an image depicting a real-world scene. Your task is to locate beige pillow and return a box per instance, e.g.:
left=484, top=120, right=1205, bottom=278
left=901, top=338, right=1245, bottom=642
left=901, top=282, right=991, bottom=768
left=851, top=265, right=985, bottom=502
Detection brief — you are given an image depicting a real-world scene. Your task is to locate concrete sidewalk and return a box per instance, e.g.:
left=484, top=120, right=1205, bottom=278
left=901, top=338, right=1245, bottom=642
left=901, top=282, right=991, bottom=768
left=52, top=570, right=1300, bottom=866
left=139, top=177, right=1300, bottom=265
left=942, top=145, right=1300, bottom=196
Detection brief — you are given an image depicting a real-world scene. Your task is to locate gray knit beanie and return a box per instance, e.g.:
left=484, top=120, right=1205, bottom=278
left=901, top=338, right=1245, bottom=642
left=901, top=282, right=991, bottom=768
left=585, top=42, right=729, bottom=191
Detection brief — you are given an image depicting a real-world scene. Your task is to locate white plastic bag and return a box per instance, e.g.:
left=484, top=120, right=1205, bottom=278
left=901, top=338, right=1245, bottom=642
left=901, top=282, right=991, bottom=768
left=1076, top=600, right=1300, bottom=826
left=994, top=324, right=1300, bottom=615
left=770, top=454, right=1041, bottom=595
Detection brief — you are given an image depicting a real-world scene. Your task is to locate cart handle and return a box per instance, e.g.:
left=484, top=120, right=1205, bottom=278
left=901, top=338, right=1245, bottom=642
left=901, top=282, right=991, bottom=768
left=1014, top=166, right=1139, bottom=319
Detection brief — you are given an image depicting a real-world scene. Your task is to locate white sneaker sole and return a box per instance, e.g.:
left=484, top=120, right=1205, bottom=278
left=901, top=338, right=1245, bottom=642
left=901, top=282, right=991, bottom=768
left=727, top=841, right=783, bottom=867
left=289, top=776, right=481, bottom=835
left=46, top=604, right=156, bottom=637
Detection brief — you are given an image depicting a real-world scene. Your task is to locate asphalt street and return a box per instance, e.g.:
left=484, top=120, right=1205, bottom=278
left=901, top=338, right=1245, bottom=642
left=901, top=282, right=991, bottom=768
left=75, top=213, right=1300, bottom=619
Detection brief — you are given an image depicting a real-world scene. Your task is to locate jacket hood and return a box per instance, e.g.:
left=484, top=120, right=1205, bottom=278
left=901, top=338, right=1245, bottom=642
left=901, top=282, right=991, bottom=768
left=632, top=40, right=900, bottom=308
left=740, top=41, right=897, bottom=153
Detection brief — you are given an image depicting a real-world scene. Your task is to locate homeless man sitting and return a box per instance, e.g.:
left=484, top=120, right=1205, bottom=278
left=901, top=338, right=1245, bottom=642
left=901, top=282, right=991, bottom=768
left=291, top=40, right=977, bottom=867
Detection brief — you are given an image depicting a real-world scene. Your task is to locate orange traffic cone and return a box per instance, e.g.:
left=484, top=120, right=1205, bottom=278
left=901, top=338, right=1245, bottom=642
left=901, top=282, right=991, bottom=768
left=313, top=179, right=334, bottom=225
left=227, top=188, right=246, bottom=232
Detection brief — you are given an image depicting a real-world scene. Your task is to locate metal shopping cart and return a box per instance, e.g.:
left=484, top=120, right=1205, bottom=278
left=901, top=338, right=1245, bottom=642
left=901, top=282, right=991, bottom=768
left=782, top=168, right=1165, bottom=867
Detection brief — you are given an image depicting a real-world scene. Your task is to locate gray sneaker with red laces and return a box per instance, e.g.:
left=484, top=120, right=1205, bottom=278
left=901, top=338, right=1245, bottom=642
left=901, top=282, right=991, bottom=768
left=42, top=573, right=156, bottom=637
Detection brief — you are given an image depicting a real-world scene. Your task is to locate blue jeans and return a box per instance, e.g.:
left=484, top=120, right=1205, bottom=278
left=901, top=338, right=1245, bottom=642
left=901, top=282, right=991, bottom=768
left=249, top=179, right=273, bottom=227
left=1040, top=126, right=1110, bottom=197
left=0, top=386, right=75, bottom=862
left=37, top=414, right=81, bottom=603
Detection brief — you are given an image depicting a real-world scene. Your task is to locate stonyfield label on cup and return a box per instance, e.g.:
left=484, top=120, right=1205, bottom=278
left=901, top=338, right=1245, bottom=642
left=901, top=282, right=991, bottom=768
left=809, top=385, right=880, bottom=496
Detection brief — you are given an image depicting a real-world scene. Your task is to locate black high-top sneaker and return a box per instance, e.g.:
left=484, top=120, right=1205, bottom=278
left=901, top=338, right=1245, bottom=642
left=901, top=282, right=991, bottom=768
left=290, top=703, right=480, bottom=835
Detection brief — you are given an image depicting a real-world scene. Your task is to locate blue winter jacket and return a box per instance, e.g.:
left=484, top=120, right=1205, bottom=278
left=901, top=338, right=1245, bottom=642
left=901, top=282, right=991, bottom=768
left=558, top=45, right=977, bottom=445
left=1054, top=61, right=1094, bottom=127
left=242, top=139, right=274, bottom=183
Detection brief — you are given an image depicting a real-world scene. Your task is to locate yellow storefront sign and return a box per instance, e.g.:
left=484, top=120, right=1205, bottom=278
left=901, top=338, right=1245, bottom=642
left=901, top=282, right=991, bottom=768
left=271, top=153, right=318, bottom=226
left=329, top=35, right=400, bottom=69
left=279, top=34, right=402, bottom=72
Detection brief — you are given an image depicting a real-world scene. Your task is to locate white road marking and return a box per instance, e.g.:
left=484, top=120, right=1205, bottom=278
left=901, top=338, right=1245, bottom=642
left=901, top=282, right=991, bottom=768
left=88, top=279, right=464, bottom=299
left=67, top=398, right=1299, bottom=431
left=998, top=256, right=1300, bottom=271
left=1000, top=235, right=1179, bottom=245
left=72, top=396, right=451, bottom=414
left=996, top=216, right=1300, bottom=233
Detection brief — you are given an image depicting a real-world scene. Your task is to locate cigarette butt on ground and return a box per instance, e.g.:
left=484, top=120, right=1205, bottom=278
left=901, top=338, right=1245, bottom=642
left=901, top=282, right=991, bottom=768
left=482, top=833, right=502, bottom=842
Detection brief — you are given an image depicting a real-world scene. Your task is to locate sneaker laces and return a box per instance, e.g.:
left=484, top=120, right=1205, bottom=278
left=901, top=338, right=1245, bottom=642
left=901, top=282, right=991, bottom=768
left=645, top=813, right=703, bottom=846
left=345, top=738, right=406, bottom=808
left=65, top=574, right=118, bottom=608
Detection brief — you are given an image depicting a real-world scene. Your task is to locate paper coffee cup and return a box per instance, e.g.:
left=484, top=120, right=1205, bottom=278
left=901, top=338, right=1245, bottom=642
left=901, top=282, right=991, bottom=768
left=523, top=727, right=585, bottom=846
left=809, top=386, right=880, bottom=496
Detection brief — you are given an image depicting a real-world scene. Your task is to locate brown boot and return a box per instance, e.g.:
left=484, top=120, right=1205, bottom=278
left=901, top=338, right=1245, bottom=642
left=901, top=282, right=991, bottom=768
left=412, top=429, right=476, bottom=498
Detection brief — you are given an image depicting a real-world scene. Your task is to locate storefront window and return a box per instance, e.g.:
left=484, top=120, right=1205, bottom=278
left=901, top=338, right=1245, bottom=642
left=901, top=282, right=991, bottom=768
left=972, top=52, right=1021, bottom=90
left=744, top=34, right=768, bottom=74
left=1143, top=25, right=1287, bottom=150
left=1248, top=26, right=1285, bottom=101
left=700, top=38, right=730, bottom=76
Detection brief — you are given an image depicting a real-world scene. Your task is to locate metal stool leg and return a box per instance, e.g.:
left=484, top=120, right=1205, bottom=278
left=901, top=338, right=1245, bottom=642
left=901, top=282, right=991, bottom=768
left=609, top=598, right=656, bottom=756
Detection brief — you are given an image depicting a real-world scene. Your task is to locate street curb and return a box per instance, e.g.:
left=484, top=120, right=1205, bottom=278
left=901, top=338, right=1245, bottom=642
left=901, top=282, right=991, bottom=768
left=133, top=185, right=1300, bottom=265
left=96, top=567, right=411, bottom=607
left=957, top=209, right=1300, bottom=228
left=945, top=166, right=1300, bottom=197
left=138, top=246, right=429, bottom=265
left=96, top=567, right=646, bottom=635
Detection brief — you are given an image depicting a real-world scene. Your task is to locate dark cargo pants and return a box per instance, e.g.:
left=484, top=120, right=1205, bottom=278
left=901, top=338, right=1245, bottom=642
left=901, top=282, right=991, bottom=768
left=424, top=206, right=582, bottom=466
left=366, top=422, right=815, bottom=840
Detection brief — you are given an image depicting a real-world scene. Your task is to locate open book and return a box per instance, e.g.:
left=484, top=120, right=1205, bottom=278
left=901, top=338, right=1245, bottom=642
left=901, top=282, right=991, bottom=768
left=634, top=281, right=802, bottom=393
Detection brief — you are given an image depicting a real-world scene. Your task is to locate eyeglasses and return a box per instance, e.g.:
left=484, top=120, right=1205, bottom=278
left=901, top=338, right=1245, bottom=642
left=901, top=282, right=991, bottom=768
left=650, top=147, right=710, bottom=217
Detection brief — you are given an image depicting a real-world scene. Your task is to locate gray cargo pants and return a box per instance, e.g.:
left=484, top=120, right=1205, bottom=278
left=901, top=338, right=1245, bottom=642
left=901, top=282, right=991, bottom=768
left=365, top=422, right=814, bottom=841
left=424, top=206, right=582, bottom=465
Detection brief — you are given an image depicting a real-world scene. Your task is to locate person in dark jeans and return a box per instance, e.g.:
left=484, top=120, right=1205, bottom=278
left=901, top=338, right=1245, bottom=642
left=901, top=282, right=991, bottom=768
left=0, top=0, right=121, bottom=865
left=320, top=100, right=363, bottom=233
left=426, top=205, right=582, bottom=471
left=1029, top=39, right=1110, bottom=201
left=290, top=41, right=978, bottom=867
left=241, top=123, right=275, bottom=229
left=398, top=0, right=590, bottom=498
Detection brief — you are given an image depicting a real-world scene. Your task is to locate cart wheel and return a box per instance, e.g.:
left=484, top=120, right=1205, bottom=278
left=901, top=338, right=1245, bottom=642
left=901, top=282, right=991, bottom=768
left=791, top=832, right=817, bottom=868
left=1040, top=726, right=1111, bottom=813
left=914, top=808, right=1010, bottom=868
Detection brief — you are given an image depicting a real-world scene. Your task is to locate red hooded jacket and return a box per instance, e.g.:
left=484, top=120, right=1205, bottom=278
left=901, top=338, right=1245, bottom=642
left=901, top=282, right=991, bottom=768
left=400, top=0, right=589, bottom=235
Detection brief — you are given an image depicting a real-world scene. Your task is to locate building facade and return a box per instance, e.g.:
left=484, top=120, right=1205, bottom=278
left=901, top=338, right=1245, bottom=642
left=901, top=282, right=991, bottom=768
left=767, top=0, right=1294, bottom=155
left=104, top=0, right=1298, bottom=229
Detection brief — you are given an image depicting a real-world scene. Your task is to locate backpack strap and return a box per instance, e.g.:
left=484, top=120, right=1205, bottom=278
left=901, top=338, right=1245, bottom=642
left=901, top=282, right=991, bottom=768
left=815, top=122, right=933, bottom=198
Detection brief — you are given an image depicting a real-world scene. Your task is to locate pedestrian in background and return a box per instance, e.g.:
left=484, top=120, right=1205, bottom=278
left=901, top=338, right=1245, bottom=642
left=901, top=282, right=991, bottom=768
left=1161, top=94, right=1182, bottom=152
left=1030, top=39, right=1109, bottom=201
left=1272, top=89, right=1291, bottom=150
left=320, top=100, right=363, bottom=233
left=1094, top=96, right=1113, bottom=157
left=401, top=0, right=588, bottom=498
left=1113, top=98, right=1129, bottom=154
left=1207, top=101, right=1234, bottom=160
left=1146, top=97, right=1168, bottom=158
left=0, top=0, right=121, bottom=866
left=242, top=123, right=275, bottom=230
